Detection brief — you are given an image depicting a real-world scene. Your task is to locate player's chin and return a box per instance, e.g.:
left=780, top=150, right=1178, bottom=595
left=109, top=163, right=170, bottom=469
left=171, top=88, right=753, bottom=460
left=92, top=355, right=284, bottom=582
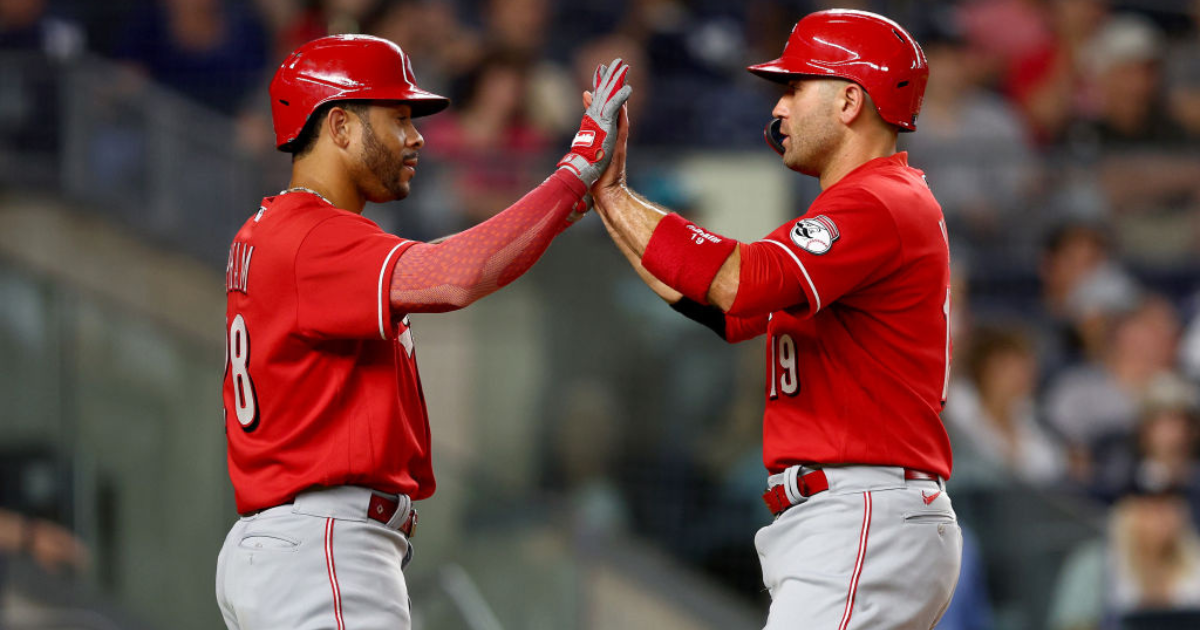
left=366, top=182, right=410, bottom=204
left=388, top=184, right=411, bottom=201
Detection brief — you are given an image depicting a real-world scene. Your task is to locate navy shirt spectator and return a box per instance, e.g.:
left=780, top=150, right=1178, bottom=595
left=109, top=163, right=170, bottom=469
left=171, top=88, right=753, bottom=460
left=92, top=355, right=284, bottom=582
left=114, top=0, right=268, bottom=115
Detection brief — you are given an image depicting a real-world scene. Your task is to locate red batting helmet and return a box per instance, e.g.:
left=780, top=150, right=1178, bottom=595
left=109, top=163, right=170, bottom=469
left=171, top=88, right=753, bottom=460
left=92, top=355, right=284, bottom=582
left=269, top=34, right=450, bottom=151
left=747, top=10, right=929, bottom=132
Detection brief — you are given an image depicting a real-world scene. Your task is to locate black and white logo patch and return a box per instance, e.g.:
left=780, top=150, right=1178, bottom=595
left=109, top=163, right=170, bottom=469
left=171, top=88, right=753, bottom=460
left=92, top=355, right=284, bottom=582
left=790, top=215, right=840, bottom=254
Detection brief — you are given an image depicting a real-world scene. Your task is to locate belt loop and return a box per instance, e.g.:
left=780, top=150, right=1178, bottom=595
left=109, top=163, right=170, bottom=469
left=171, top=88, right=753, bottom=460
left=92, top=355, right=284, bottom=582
left=384, top=494, right=412, bottom=531
left=783, top=465, right=802, bottom=504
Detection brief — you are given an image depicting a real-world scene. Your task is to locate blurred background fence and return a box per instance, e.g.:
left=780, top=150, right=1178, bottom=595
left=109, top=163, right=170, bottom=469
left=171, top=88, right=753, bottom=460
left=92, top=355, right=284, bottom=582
left=3, top=1, right=1200, bottom=629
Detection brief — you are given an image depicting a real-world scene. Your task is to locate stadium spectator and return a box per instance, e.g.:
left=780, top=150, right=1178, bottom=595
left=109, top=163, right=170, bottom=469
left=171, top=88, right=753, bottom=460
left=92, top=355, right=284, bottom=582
left=0, top=0, right=84, bottom=59
left=944, top=326, right=1066, bottom=488
left=274, top=0, right=378, bottom=60
left=420, top=51, right=552, bottom=225
left=1090, top=374, right=1200, bottom=514
left=0, top=0, right=84, bottom=162
left=1073, top=13, right=1200, bottom=263
left=478, top=0, right=577, bottom=139
left=0, top=509, right=88, bottom=574
left=113, top=0, right=269, bottom=115
left=571, top=33, right=649, bottom=131
left=958, top=0, right=1053, bottom=84
left=1045, top=294, right=1182, bottom=476
left=365, top=0, right=479, bottom=96
left=615, top=0, right=761, bottom=146
left=1033, top=222, right=1125, bottom=381
left=1165, top=0, right=1200, bottom=135
left=902, top=24, right=1036, bottom=251
left=1110, top=488, right=1200, bottom=616
left=1049, top=484, right=1200, bottom=630
left=1005, top=0, right=1109, bottom=144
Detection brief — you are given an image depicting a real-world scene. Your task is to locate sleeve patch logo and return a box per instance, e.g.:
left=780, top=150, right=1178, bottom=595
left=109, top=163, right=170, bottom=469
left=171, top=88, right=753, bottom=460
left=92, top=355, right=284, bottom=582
left=790, top=216, right=839, bottom=254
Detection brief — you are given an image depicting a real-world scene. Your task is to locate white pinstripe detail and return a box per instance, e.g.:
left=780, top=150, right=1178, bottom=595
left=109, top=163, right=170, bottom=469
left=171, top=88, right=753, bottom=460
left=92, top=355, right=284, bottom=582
left=378, top=242, right=408, bottom=339
left=838, top=492, right=873, bottom=630
left=762, top=239, right=821, bottom=313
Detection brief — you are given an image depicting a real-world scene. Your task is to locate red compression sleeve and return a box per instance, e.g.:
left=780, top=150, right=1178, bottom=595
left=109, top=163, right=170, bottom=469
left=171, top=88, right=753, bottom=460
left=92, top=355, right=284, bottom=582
left=389, top=170, right=586, bottom=313
left=641, top=213, right=738, bottom=304
left=727, top=242, right=807, bottom=317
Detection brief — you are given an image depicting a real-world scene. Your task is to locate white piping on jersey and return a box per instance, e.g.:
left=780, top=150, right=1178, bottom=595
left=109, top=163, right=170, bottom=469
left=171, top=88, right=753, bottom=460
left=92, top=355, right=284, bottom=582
left=763, top=239, right=822, bottom=313
left=378, top=242, right=408, bottom=339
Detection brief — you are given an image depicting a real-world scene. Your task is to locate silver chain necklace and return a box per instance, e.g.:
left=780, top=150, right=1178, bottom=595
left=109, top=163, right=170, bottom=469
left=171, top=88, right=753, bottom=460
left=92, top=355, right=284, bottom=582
left=281, top=186, right=332, bottom=205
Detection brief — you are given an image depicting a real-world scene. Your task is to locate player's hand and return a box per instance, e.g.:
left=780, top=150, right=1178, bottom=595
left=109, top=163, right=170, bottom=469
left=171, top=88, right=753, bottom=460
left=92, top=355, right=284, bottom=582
left=567, top=194, right=593, bottom=223
left=585, top=66, right=631, bottom=202
left=557, top=59, right=631, bottom=188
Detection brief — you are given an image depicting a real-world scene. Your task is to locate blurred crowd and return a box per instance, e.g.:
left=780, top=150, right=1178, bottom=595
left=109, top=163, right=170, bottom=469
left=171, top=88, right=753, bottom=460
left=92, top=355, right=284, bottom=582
left=4, top=0, right=1200, bottom=628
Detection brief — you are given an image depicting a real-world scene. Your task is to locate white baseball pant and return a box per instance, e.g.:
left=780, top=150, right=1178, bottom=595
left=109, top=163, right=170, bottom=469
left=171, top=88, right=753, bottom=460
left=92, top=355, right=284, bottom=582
left=216, top=486, right=414, bottom=630
left=756, top=465, right=962, bottom=629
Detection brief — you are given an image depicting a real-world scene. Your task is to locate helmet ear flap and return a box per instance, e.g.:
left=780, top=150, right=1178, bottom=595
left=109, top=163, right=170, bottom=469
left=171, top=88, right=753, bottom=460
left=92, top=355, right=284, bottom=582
left=764, top=118, right=786, bottom=156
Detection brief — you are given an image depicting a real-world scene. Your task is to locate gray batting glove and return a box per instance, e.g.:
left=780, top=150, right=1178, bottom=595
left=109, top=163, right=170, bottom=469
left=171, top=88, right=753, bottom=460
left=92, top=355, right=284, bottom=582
left=557, top=58, right=632, bottom=188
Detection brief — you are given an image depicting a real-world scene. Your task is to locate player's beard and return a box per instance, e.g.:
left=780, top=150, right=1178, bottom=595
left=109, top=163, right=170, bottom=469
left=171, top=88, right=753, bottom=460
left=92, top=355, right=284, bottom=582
left=782, top=85, right=842, bottom=177
left=360, top=119, right=411, bottom=202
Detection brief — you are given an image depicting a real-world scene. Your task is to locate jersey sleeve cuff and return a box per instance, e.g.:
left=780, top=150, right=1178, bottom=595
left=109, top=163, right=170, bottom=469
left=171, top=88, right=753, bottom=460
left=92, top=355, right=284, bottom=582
left=378, top=240, right=418, bottom=339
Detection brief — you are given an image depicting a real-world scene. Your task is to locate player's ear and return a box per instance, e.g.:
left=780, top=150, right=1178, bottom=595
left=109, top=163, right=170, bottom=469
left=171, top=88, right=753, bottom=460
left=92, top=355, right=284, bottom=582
left=327, top=106, right=356, bottom=150
left=838, top=82, right=866, bottom=125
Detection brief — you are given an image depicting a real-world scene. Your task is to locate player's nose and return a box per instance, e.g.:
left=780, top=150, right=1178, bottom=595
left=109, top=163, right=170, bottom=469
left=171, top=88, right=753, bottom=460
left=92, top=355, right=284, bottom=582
left=772, top=98, right=789, bottom=120
left=407, top=125, right=424, bottom=150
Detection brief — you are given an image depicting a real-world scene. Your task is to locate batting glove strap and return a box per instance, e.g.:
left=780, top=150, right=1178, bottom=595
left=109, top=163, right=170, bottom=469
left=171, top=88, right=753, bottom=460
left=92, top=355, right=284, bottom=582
left=642, top=213, right=738, bottom=304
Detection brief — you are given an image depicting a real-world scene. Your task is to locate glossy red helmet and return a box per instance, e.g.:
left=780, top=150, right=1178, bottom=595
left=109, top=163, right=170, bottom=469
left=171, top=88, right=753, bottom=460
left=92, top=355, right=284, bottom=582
left=747, top=10, right=929, bottom=132
left=269, top=34, right=450, bottom=151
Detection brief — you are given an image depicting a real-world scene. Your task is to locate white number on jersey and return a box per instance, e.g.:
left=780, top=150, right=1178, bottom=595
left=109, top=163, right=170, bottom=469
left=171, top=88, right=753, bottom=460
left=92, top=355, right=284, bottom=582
left=769, top=333, right=799, bottom=399
left=228, top=314, right=259, bottom=431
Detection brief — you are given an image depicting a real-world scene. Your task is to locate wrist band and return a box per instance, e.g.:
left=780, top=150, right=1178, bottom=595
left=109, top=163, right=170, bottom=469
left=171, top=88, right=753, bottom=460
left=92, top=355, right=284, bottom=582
left=642, top=213, right=737, bottom=304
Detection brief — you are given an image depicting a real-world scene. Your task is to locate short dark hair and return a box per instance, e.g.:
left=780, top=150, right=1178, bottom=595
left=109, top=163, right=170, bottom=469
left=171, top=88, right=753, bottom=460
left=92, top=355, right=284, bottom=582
left=286, top=100, right=371, bottom=158
left=965, top=326, right=1033, bottom=387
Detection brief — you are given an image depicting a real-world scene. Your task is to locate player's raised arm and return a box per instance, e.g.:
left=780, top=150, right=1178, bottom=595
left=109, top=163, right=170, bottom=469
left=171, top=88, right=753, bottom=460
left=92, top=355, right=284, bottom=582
left=388, top=59, right=631, bottom=314
left=590, top=78, right=807, bottom=320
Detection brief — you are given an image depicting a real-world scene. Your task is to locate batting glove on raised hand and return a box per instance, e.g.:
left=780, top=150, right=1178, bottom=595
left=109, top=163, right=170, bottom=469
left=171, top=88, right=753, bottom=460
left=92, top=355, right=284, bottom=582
left=557, top=58, right=631, bottom=188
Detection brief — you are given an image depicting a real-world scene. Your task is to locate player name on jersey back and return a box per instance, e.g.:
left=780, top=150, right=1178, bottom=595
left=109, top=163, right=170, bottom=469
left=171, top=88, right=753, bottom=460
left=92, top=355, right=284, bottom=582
left=226, top=241, right=254, bottom=294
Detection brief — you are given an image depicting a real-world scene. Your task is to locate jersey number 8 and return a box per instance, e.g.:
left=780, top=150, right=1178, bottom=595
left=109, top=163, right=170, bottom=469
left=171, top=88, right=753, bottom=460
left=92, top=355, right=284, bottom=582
left=228, top=314, right=260, bottom=431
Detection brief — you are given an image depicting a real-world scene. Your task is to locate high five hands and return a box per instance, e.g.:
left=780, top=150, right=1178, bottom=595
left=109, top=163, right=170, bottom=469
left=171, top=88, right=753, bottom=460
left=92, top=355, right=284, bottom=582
left=558, top=58, right=632, bottom=190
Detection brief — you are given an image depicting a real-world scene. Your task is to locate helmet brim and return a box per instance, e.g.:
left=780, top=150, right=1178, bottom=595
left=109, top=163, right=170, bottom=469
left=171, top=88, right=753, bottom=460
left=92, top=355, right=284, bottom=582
left=360, top=86, right=451, bottom=118
left=747, top=58, right=844, bottom=84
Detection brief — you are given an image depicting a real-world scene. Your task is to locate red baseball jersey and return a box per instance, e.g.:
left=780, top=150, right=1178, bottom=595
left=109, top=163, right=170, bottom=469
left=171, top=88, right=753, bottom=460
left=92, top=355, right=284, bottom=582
left=223, top=191, right=432, bottom=514
left=733, top=153, right=953, bottom=479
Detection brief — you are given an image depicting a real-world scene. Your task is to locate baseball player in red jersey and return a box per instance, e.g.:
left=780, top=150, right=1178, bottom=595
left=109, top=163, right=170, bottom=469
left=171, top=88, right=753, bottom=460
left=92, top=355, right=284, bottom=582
left=591, top=10, right=961, bottom=629
left=215, top=35, right=631, bottom=630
